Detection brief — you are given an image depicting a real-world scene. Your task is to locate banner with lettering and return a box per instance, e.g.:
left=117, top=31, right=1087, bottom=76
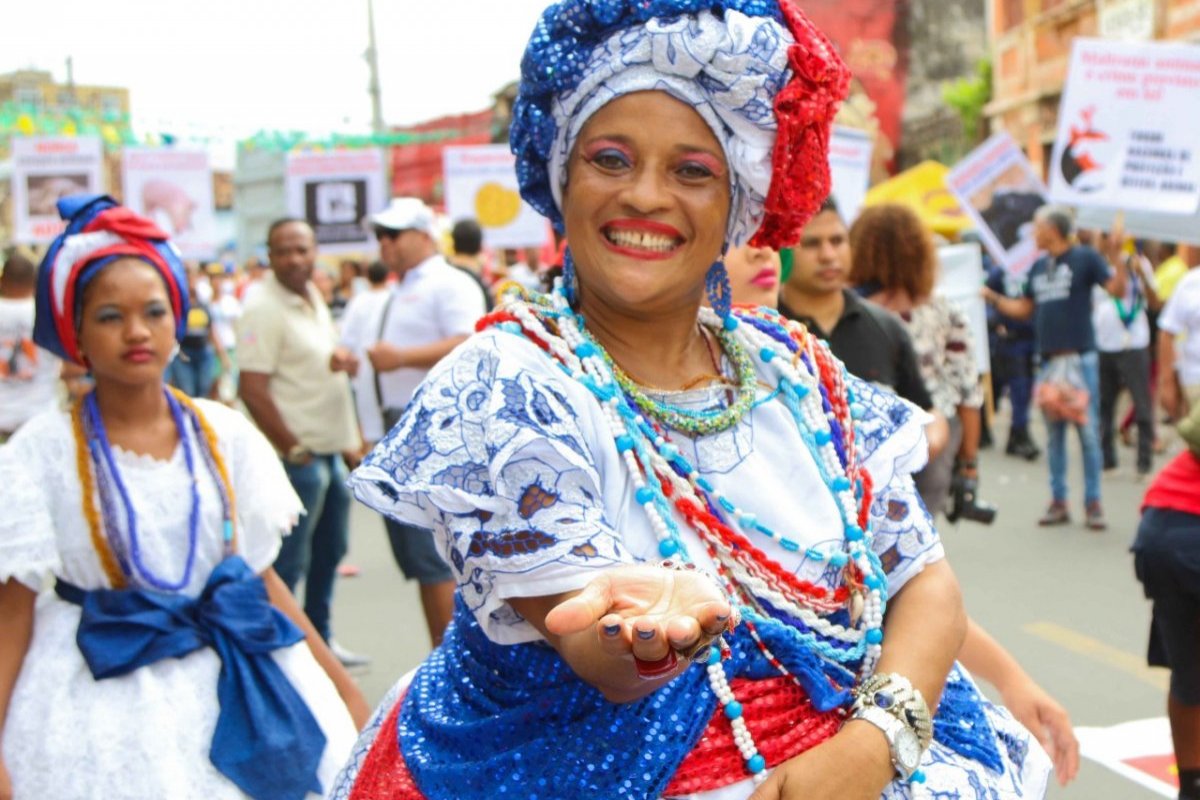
left=443, top=145, right=550, bottom=249
left=1049, top=38, right=1200, bottom=215
left=947, top=133, right=1047, bottom=276
left=285, top=148, right=387, bottom=254
left=121, top=148, right=217, bottom=260
left=11, top=136, right=105, bottom=244
left=828, top=126, right=874, bottom=224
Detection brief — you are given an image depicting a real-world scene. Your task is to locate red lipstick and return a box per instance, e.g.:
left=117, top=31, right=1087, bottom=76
left=122, top=347, right=154, bottom=364
left=750, top=268, right=779, bottom=289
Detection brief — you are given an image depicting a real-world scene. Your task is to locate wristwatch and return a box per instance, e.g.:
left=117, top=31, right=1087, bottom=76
left=851, top=672, right=933, bottom=782
left=285, top=444, right=313, bottom=465
left=851, top=704, right=925, bottom=782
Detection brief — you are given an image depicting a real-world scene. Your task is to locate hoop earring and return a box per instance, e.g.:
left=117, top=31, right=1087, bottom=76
left=705, top=259, right=732, bottom=320
left=561, top=248, right=578, bottom=306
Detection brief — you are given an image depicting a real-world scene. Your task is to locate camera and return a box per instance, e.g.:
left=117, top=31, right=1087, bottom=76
left=945, top=473, right=997, bottom=525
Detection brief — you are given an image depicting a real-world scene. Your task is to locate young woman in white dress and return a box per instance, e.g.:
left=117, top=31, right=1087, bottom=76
left=0, top=194, right=368, bottom=800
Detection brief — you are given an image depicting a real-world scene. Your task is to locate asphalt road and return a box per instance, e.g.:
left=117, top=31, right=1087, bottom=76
left=327, top=414, right=1183, bottom=799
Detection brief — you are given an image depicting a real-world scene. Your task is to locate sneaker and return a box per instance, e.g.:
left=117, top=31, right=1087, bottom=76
left=329, top=640, right=371, bottom=668
left=1038, top=501, right=1070, bottom=526
left=1085, top=501, right=1107, bottom=531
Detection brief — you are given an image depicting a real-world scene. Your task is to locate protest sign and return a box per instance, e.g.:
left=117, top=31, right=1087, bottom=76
left=1076, top=205, right=1200, bottom=246
left=443, top=145, right=549, bottom=249
left=1049, top=38, right=1200, bottom=216
left=935, top=244, right=991, bottom=374
left=828, top=126, right=873, bottom=224
left=285, top=148, right=386, bottom=254
left=122, top=148, right=216, bottom=260
left=11, top=136, right=104, bottom=244
left=947, top=133, right=1047, bottom=276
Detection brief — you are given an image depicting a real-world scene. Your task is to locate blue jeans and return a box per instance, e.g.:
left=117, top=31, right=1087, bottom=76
left=168, top=345, right=214, bottom=398
left=1043, top=350, right=1103, bottom=505
left=994, top=340, right=1035, bottom=432
left=274, top=455, right=350, bottom=641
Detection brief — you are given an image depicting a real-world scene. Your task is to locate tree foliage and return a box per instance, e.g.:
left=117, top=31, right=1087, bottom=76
left=942, top=58, right=993, bottom=143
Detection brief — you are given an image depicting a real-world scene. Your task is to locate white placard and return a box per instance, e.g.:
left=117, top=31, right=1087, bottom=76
left=121, top=148, right=216, bottom=260
left=935, top=243, right=991, bottom=374
left=443, top=145, right=549, bottom=249
left=11, top=136, right=105, bottom=244
left=1076, top=205, right=1200, bottom=246
left=1049, top=38, right=1200, bottom=216
left=285, top=148, right=387, bottom=254
left=828, top=126, right=873, bottom=224
left=947, top=133, right=1047, bottom=277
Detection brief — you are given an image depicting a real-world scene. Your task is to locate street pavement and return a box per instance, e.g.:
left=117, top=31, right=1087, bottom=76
left=328, top=415, right=1183, bottom=799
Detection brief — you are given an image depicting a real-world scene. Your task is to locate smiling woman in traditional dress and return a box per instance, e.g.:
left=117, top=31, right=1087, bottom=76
left=0, top=195, right=366, bottom=800
left=332, top=2, right=1052, bottom=798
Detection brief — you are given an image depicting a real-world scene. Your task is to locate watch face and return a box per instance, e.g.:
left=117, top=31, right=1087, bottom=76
left=895, top=728, right=922, bottom=771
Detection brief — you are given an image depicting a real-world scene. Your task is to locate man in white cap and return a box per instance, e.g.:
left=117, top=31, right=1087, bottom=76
left=353, top=197, right=486, bottom=645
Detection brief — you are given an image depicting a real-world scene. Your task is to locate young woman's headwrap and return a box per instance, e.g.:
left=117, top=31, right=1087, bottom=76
left=510, top=0, right=850, bottom=249
left=34, top=194, right=189, bottom=365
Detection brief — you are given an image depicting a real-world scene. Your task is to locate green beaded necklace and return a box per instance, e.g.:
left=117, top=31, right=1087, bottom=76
left=603, top=318, right=760, bottom=436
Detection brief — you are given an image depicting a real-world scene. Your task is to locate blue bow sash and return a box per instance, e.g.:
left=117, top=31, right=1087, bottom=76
left=56, top=556, right=327, bottom=800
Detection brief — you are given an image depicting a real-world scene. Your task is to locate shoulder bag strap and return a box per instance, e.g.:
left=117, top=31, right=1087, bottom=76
left=373, top=291, right=397, bottom=414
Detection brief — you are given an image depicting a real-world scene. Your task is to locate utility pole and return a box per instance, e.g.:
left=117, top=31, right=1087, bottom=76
left=365, top=0, right=384, bottom=134
left=65, top=55, right=76, bottom=109
left=365, top=0, right=392, bottom=200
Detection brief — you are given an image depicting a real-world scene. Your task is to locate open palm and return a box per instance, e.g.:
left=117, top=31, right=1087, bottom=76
left=546, top=564, right=732, bottom=664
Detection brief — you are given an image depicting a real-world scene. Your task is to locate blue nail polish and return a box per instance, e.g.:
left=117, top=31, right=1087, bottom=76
left=636, top=628, right=656, bottom=640
left=603, top=623, right=621, bottom=636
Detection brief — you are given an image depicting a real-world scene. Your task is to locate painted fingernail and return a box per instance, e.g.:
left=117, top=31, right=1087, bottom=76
left=603, top=623, right=621, bottom=636
left=636, top=627, right=656, bottom=640
left=716, top=612, right=730, bottom=622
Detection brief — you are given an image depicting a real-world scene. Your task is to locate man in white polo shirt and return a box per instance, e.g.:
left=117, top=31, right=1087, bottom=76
left=356, top=197, right=487, bottom=646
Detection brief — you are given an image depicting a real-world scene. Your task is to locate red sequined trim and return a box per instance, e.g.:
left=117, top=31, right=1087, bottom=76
left=348, top=696, right=427, bottom=800
left=663, top=676, right=843, bottom=796
left=749, top=0, right=851, bottom=250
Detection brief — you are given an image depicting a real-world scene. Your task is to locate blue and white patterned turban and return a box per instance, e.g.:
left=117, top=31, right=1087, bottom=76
left=511, top=0, right=850, bottom=249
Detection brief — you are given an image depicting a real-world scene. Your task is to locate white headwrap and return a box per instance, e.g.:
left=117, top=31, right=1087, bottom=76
left=547, top=10, right=794, bottom=248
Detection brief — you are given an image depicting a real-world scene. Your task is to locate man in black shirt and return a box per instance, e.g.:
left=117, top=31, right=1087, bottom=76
left=779, top=198, right=948, bottom=456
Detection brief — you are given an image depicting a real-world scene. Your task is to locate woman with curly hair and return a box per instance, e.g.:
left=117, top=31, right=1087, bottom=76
left=849, top=204, right=985, bottom=519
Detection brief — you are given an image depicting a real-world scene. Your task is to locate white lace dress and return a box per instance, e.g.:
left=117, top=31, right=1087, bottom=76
left=0, top=400, right=357, bottom=800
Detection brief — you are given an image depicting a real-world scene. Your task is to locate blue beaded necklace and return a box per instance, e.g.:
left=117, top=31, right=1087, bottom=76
left=83, top=389, right=222, bottom=591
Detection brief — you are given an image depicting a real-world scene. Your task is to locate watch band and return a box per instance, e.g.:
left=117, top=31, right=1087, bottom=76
left=853, top=672, right=933, bottom=750
left=850, top=704, right=926, bottom=783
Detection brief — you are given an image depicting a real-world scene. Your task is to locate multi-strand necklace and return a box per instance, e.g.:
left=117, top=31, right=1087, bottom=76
left=479, top=287, right=888, bottom=784
left=72, top=386, right=238, bottom=591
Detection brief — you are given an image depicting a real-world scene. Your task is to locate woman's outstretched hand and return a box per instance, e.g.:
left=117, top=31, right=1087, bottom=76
left=545, top=564, right=732, bottom=674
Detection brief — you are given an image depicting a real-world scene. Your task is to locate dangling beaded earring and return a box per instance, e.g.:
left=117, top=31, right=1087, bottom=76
left=705, top=254, right=734, bottom=327
left=561, top=247, right=578, bottom=306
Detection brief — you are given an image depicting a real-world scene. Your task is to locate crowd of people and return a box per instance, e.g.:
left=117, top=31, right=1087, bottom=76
left=2, top=1, right=1200, bottom=799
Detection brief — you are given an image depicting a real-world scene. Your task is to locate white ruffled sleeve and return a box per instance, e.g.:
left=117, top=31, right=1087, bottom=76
left=848, top=378, right=945, bottom=597
left=349, top=332, right=634, bottom=645
left=0, top=415, right=64, bottom=590
left=202, top=401, right=303, bottom=574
